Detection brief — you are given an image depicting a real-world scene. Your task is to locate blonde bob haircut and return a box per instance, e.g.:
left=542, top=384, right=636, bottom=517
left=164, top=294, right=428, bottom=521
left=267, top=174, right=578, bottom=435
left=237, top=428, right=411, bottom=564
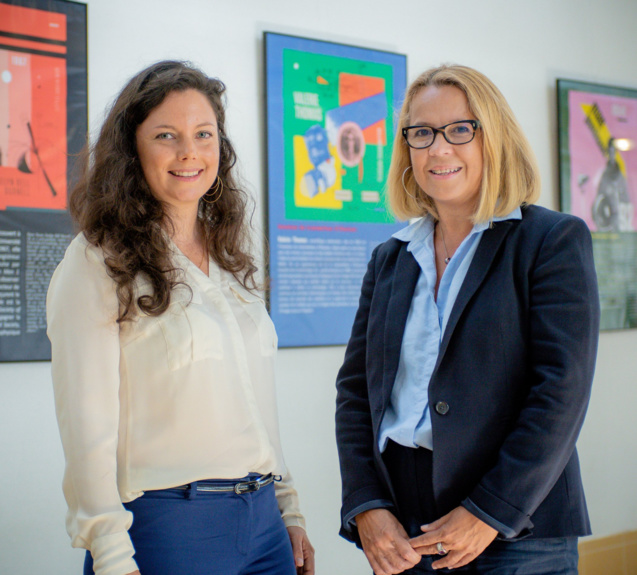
left=387, top=64, right=541, bottom=223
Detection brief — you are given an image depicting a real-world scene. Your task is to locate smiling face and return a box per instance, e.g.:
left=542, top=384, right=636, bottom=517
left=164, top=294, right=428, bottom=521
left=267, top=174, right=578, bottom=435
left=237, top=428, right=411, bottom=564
left=136, top=89, right=220, bottom=216
left=408, top=84, right=483, bottom=217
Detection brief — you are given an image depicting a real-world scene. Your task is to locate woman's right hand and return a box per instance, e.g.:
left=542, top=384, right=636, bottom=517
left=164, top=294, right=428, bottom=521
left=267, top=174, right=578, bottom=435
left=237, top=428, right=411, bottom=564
left=356, top=508, right=421, bottom=575
left=126, top=571, right=141, bottom=574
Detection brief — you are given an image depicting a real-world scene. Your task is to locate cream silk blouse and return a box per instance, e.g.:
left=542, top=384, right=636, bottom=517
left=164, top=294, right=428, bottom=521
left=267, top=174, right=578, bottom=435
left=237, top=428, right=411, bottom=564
left=47, top=234, right=304, bottom=575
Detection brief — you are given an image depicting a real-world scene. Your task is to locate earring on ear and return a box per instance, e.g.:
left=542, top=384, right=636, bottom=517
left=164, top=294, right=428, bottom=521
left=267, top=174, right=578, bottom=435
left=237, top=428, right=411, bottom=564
left=202, top=176, right=224, bottom=204
left=402, top=166, right=424, bottom=206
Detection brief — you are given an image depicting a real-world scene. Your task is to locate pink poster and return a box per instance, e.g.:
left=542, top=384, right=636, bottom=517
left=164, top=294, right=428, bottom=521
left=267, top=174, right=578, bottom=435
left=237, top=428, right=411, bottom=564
left=558, top=79, right=637, bottom=331
left=567, top=90, right=637, bottom=232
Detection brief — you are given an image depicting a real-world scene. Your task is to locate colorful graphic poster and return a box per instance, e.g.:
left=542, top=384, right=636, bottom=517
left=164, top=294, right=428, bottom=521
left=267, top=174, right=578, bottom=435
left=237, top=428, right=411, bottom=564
left=265, top=32, right=406, bottom=347
left=558, top=79, right=637, bottom=331
left=0, top=0, right=86, bottom=361
left=0, top=2, right=68, bottom=211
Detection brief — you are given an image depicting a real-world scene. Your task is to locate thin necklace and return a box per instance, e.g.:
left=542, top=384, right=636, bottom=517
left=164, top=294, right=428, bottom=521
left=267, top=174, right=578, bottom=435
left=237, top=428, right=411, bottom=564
left=196, top=226, right=208, bottom=272
left=198, top=245, right=207, bottom=270
left=438, top=223, right=451, bottom=265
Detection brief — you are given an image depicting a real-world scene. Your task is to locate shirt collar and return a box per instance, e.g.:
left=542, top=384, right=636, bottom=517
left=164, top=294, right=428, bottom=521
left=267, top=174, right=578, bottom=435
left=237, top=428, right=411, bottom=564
left=393, top=206, right=522, bottom=244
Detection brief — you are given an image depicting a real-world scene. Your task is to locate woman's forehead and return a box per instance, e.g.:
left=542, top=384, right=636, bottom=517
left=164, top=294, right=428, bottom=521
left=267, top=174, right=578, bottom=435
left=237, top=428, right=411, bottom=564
left=408, top=85, right=472, bottom=124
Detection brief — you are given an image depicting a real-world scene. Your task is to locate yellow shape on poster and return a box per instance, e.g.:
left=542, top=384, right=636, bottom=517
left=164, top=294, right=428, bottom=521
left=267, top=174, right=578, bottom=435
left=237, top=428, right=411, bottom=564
left=293, top=135, right=343, bottom=209
left=581, top=103, right=627, bottom=177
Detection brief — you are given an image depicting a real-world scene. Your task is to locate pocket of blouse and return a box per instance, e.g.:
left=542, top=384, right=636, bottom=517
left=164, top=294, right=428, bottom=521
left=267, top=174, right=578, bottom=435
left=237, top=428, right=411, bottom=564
left=229, top=284, right=278, bottom=356
left=158, top=295, right=224, bottom=371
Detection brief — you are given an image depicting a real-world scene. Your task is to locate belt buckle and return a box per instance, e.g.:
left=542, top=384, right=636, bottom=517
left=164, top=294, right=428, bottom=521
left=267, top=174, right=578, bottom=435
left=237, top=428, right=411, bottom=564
left=234, top=479, right=260, bottom=495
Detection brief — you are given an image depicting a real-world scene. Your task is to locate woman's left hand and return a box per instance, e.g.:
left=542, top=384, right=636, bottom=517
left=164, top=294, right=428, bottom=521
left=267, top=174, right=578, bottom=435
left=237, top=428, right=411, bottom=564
left=409, top=506, right=497, bottom=570
left=287, top=525, right=315, bottom=575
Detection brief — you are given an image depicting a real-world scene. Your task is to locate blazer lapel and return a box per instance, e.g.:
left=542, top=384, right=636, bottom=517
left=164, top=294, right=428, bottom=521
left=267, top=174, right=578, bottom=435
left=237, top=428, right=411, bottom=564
left=434, top=220, right=514, bottom=373
left=380, top=244, right=420, bottom=412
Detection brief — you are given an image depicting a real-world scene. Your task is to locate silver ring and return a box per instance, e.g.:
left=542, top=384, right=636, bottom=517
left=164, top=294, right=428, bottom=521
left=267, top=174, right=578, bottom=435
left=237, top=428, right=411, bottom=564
left=436, top=542, right=448, bottom=555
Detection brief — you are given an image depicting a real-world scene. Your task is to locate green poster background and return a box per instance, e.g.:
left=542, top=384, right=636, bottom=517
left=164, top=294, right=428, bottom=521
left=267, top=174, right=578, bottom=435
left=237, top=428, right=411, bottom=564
left=282, top=48, right=395, bottom=223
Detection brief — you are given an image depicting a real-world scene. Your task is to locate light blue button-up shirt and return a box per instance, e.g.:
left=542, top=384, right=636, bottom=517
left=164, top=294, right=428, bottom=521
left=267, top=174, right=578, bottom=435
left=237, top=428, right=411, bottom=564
left=378, top=207, right=522, bottom=453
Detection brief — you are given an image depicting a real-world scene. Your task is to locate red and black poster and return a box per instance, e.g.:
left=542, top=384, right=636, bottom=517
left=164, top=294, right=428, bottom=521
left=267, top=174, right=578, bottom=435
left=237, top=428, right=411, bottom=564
left=0, top=0, right=87, bottom=361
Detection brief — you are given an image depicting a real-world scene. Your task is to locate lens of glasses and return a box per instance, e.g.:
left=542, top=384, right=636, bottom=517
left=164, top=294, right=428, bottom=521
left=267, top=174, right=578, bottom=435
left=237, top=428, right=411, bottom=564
left=404, top=121, right=477, bottom=149
left=406, top=126, right=435, bottom=148
left=444, top=122, right=475, bottom=144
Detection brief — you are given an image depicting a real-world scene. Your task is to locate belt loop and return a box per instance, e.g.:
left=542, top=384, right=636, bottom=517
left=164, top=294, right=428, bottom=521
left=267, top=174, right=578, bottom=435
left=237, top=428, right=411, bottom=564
left=187, top=481, right=198, bottom=500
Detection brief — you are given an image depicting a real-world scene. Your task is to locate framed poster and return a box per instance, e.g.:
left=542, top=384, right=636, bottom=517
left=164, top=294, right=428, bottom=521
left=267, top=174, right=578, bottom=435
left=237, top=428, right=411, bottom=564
left=0, top=0, right=87, bottom=361
left=558, top=79, right=637, bottom=330
left=264, top=32, right=406, bottom=347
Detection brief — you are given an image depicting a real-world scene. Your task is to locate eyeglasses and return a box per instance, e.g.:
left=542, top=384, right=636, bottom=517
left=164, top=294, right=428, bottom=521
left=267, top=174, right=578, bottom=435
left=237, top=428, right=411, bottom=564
left=402, top=120, right=480, bottom=149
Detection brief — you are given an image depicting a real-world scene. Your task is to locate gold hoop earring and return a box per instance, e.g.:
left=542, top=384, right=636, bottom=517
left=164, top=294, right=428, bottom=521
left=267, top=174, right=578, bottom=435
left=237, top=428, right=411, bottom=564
left=202, top=176, right=224, bottom=204
left=402, top=166, right=424, bottom=206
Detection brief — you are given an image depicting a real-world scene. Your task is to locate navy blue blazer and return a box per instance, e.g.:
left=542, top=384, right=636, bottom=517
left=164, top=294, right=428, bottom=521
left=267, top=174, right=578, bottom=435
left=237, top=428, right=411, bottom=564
left=335, top=205, right=600, bottom=545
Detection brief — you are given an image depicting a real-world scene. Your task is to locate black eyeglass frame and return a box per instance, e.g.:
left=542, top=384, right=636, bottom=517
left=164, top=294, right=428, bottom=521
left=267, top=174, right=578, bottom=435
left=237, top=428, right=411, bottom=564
left=401, top=120, right=481, bottom=149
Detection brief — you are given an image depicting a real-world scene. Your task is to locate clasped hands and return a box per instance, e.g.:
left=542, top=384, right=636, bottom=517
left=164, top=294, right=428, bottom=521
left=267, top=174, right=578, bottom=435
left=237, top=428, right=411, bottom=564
left=356, top=506, right=497, bottom=575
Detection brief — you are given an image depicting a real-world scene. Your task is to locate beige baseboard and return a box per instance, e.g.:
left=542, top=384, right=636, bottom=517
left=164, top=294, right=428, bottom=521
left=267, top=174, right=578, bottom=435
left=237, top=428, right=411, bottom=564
left=578, top=530, right=637, bottom=575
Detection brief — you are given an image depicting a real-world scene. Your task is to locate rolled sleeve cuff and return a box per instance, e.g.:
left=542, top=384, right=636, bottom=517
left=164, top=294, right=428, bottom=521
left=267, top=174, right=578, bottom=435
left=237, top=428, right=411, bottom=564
left=343, top=499, right=394, bottom=531
left=461, top=497, right=518, bottom=538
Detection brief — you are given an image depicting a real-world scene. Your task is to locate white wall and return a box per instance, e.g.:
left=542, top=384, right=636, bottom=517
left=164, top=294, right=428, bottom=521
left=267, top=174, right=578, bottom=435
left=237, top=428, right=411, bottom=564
left=1, top=0, right=637, bottom=573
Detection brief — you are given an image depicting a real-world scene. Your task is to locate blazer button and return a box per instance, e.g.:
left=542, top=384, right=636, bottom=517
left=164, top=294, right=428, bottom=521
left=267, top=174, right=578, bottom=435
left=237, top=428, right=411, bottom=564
left=435, top=401, right=449, bottom=415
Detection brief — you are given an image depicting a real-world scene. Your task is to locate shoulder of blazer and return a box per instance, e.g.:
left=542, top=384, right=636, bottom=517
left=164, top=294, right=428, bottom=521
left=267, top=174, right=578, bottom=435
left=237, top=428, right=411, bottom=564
left=370, top=236, right=409, bottom=273
left=519, top=204, right=585, bottom=230
left=375, top=236, right=406, bottom=259
left=505, top=204, right=590, bottom=251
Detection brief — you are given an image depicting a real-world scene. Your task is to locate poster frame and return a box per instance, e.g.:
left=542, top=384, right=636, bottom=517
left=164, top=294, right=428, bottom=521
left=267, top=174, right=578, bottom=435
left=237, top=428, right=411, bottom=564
left=557, top=78, right=637, bottom=331
left=0, top=0, right=88, bottom=361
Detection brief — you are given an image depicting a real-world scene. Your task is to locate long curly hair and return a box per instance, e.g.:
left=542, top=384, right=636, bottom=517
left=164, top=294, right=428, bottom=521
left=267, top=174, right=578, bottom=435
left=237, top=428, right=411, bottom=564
left=70, top=60, right=257, bottom=321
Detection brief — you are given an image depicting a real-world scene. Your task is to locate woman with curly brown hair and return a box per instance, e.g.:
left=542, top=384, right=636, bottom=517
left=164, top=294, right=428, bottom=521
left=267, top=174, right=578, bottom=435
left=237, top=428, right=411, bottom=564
left=47, top=61, right=314, bottom=575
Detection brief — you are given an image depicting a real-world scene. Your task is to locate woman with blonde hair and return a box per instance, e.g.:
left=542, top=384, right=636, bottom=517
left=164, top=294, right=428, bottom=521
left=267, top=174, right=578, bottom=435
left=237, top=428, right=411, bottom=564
left=335, top=64, right=599, bottom=574
left=48, top=60, right=314, bottom=575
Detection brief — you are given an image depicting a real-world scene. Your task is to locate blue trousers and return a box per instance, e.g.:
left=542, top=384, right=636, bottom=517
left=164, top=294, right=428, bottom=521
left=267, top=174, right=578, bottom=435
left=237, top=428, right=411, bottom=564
left=83, top=480, right=295, bottom=575
left=383, top=441, right=579, bottom=574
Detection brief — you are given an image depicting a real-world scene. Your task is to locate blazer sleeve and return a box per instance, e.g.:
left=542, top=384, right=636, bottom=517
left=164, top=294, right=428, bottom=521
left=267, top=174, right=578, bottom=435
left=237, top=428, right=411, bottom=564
left=468, top=214, right=600, bottom=536
left=335, top=245, right=393, bottom=543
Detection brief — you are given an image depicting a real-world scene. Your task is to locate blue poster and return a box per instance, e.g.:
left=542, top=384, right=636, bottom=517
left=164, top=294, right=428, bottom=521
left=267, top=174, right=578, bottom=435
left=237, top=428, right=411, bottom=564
left=264, top=32, right=407, bottom=347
